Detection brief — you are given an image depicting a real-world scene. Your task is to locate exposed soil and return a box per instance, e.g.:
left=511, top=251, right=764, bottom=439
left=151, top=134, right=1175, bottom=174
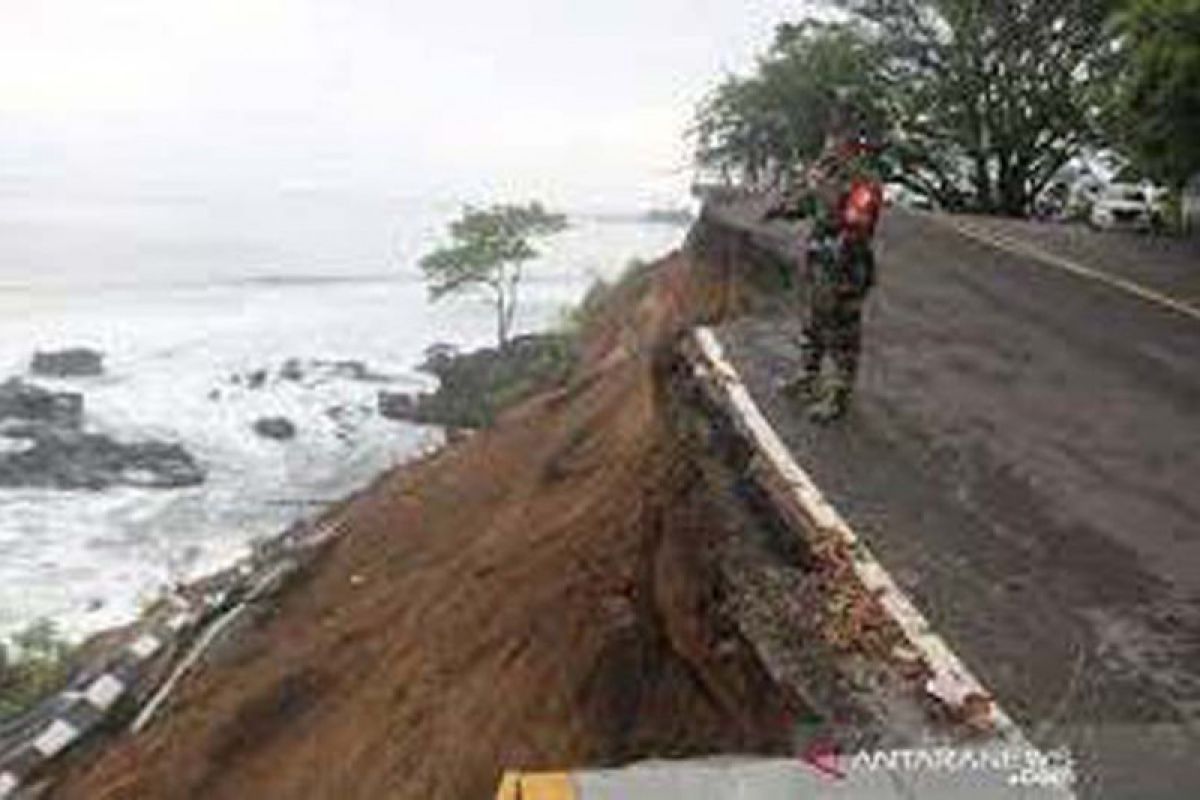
left=50, top=236, right=796, bottom=799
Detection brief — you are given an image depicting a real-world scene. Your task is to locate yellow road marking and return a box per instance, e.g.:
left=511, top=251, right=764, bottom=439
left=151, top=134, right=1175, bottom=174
left=496, top=771, right=577, bottom=800
left=938, top=216, right=1200, bottom=323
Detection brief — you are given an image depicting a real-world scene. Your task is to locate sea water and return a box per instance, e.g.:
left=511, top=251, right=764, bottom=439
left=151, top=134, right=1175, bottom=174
left=0, top=184, right=685, bottom=641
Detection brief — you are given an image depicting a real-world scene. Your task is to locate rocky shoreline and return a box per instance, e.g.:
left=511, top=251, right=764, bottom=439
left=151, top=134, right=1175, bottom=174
left=0, top=378, right=204, bottom=491
left=377, top=333, right=576, bottom=429
left=0, top=337, right=575, bottom=493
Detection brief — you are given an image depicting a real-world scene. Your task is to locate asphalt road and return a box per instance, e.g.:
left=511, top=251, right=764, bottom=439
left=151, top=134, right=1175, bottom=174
left=713, top=207, right=1200, bottom=799
left=954, top=214, right=1200, bottom=304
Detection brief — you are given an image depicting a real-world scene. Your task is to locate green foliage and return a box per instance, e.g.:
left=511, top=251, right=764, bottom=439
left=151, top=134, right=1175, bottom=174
left=697, top=3, right=1123, bottom=215
left=1160, top=189, right=1185, bottom=233
left=694, top=20, right=888, bottom=186
left=559, top=278, right=609, bottom=335
left=1109, top=0, right=1200, bottom=187
left=412, top=335, right=577, bottom=428
left=420, top=202, right=568, bottom=348
left=847, top=0, right=1123, bottom=214
left=0, top=620, right=72, bottom=718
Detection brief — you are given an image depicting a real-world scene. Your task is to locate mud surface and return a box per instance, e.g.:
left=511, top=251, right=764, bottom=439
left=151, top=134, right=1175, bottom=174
left=49, top=249, right=798, bottom=800
left=46, top=205, right=1200, bottom=798
left=718, top=208, right=1200, bottom=798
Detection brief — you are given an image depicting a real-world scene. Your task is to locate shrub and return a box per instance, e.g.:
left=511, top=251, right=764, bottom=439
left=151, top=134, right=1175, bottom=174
left=0, top=620, right=72, bottom=719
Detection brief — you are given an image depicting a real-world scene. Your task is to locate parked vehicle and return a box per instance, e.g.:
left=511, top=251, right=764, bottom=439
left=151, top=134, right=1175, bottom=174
left=1089, top=183, right=1155, bottom=231
left=884, top=183, right=933, bottom=210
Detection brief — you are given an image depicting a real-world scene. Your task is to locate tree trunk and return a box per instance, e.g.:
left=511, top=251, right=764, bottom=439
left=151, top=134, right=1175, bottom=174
left=999, top=170, right=1028, bottom=217
left=503, top=263, right=521, bottom=350
left=494, top=263, right=522, bottom=350
left=496, top=291, right=508, bottom=349
left=972, top=147, right=993, bottom=213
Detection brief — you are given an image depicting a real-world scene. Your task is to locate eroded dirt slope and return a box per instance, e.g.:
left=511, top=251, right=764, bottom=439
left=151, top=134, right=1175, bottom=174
left=52, top=239, right=792, bottom=799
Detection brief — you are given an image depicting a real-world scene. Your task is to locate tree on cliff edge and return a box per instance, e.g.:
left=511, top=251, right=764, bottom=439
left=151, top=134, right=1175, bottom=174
left=420, top=202, right=567, bottom=349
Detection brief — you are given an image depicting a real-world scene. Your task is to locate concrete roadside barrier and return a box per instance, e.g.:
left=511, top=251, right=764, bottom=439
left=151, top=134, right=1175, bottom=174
left=501, top=753, right=1076, bottom=799
left=0, top=514, right=349, bottom=799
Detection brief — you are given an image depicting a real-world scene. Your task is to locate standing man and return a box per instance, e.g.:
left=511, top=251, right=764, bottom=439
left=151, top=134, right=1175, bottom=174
left=765, top=112, right=885, bottom=423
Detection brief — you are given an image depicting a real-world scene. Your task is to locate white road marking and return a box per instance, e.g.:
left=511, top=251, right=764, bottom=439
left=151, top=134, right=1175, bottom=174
left=128, top=633, right=162, bottom=660
left=940, top=216, right=1200, bottom=323
left=83, top=674, right=126, bottom=711
left=166, top=610, right=196, bottom=632
left=32, top=719, right=79, bottom=758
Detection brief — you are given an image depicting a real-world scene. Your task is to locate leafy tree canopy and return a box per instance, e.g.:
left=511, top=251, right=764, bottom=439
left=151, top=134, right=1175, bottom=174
left=694, top=20, right=888, bottom=187
left=696, top=2, right=1125, bottom=216
left=420, top=202, right=567, bottom=348
left=837, top=0, right=1121, bottom=214
left=1109, top=0, right=1200, bottom=187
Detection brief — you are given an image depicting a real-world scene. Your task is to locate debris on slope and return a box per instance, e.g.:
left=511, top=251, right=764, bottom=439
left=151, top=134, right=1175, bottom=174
left=49, top=241, right=794, bottom=800
left=47, top=205, right=998, bottom=799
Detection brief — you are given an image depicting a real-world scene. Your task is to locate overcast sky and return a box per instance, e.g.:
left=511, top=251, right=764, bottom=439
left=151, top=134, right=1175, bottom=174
left=0, top=1, right=825, bottom=209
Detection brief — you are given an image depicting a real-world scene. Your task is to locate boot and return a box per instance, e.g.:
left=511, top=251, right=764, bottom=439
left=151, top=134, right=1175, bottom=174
left=784, top=332, right=823, bottom=404
left=780, top=372, right=819, bottom=403
left=807, top=382, right=851, bottom=424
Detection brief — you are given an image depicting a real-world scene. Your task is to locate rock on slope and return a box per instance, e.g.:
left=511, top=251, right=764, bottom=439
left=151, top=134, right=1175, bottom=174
left=52, top=224, right=795, bottom=799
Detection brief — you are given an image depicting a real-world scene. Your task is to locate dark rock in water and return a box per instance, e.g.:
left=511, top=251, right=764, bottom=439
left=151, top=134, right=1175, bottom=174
left=279, top=359, right=305, bottom=382
left=325, top=404, right=362, bottom=442
left=0, top=378, right=203, bottom=490
left=241, top=358, right=393, bottom=391
left=30, top=348, right=104, bottom=378
left=0, top=427, right=204, bottom=490
left=319, top=359, right=392, bottom=383
left=377, top=392, right=422, bottom=422
left=253, top=416, right=297, bottom=441
left=378, top=334, right=575, bottom=429
left=0, top=379, right=83, bottom=430
left=421, top=343, right=460, bottom=377
left=115, top=441, right=206, bottom=488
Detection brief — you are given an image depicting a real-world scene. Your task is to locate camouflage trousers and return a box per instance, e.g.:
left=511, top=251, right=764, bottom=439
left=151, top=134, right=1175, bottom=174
left=799, top=239, right=872, bottom=391
left=800, top=285, right=864, bottom=389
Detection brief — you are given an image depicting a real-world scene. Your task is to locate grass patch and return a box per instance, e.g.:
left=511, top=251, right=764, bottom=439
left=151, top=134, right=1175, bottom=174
left=0, top=619, right=72, bottom=719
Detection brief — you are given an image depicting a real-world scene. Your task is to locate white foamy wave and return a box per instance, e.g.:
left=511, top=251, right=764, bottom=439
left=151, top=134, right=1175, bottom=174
left=0, top=203, right=684, bottom=642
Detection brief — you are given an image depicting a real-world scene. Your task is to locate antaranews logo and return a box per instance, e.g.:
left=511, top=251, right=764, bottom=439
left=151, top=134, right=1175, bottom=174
left=798, top=736, right=846, bottom=781
left=799, top=739, right=1076, bottom=789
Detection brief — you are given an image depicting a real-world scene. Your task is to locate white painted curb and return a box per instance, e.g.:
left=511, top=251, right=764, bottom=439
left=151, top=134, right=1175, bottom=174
left=690, top=326, right=1023, bottom=737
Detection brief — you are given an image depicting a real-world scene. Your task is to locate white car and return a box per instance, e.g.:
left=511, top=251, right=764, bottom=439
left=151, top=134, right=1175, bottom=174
left=1089, top=183, right=1155, bottom=231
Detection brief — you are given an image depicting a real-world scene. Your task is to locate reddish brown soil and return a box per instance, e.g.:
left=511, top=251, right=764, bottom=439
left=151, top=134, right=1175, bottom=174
left=51, top=245, right=790, bottom=799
